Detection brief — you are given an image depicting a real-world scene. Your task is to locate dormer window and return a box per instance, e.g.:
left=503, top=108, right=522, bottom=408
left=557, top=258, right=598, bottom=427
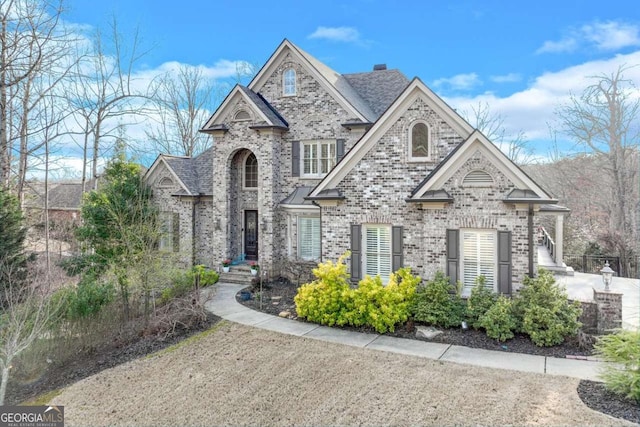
left=234, top=110, right=251, bottom=121
left=463, top=170, right=494, bottom=187
left=283, top=68, right=296, bottom=96
left=409, top=121, right=431, bottom=161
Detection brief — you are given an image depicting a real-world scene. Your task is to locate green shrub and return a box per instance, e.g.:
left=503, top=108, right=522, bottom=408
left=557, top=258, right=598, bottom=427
left=54, top=277, right=116, bottom=320
left=410, top=272, right=465, bottom=328
left=515, top=269, right=582, bottom=346
left=478, top=295, right=517, bottom=342
left=594, top=329, right=640, bottom=402
left=189, top=265, right=219, bottom=287
left=294, top=253, right=353, bottom=327
left=346, top=268, right=419, bottom=333
left=466, top=276, right=498, bottom=329
left=294, top=254, right=420, bottom=333
left=160, top=265, right=219, bottom=304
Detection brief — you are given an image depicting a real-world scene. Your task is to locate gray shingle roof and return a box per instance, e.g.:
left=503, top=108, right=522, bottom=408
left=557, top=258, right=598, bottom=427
left=163, top=147, right=214, bottom=196
left=343, top=69, right=410, bottom=119
left=238, top=86, right=288, bottom=128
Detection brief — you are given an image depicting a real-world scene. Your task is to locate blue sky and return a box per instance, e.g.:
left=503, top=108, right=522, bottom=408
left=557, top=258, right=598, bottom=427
left=59, top=0, right=640, bottom=168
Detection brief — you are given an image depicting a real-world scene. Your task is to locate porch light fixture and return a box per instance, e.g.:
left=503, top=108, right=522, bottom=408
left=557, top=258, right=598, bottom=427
left=600, top=261, right=614, bottom=292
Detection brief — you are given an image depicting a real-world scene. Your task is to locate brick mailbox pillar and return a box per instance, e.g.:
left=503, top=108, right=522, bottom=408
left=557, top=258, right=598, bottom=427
left=593, top=288, right=623, bottom=333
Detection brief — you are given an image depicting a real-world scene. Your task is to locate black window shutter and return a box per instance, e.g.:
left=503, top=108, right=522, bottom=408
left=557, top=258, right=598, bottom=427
left=172, top=213, right=180, bottom=252
left=392, top=226, right=403, bottom=272
left=292, top=141, right=300, bottom=177
left=336, top=139, right=345, bottom=161
left=350, top=224, right=362, bottom=283
left=497, top=230, right=512, bottom=295
left=446, top=229, right=459, bottom=286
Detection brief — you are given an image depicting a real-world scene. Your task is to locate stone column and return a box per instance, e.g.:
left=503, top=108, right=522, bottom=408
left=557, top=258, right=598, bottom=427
left=555, top=214, right=564, bottom=266
left=593, top=288, right=623, bottom=333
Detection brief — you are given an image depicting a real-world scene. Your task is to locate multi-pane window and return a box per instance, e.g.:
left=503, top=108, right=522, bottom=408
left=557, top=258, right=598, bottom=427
left=298, top=216, right=321, bottom=260
left=159, top=212, right=178, bottom=252
left=461, top=229, right=496, bottom=294
left=244, top=153, right=258, bottom=188
left=410, top=121, right=430, bottom=160
left=364, top=225, right=392, bottom=282
left=283, top=68, right=296, bottom=96
left=302, top=140, right=336, bottom=177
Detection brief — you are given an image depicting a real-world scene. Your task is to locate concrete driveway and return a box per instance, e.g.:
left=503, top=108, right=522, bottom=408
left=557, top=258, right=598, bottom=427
left=557, top=272, right=639, bottom=330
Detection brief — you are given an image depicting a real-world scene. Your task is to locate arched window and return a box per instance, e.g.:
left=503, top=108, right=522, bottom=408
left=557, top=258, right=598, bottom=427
left=158, top=177, right=173, bottom=188
left=283, top=68, right=296, bottom=96
left=463, top=170, right=494, bottom=187
left=234, top=110, right=251, bottom=121
left=409, top=121, right=430, bottom=161
left=244, top=153, right=258, bottom=189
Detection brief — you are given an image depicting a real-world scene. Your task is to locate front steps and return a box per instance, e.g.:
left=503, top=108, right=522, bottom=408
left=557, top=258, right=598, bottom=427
left=218, top=265, right=256, bottom=285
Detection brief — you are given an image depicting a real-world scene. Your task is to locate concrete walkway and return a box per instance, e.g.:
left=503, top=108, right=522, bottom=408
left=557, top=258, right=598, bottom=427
left=204, top=282, right=607, bottom=382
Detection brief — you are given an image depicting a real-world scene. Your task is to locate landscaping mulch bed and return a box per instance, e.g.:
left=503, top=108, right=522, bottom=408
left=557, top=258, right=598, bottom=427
left=237, top=278, right=640, bottom=425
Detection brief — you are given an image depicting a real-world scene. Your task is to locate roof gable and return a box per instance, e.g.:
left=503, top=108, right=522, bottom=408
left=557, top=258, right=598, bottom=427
left=145, top=155, right=192, bottom=195
left=409, top=130, right=553, bottom=201
left=248, top=39, right=373, bottom=122
left=310, top=78, right=475, bottom=196
left=201, top=85, right=287, bottom=131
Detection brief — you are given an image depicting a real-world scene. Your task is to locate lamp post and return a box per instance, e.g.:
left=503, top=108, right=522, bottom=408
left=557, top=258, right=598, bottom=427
left=600, top=261, right=614, bottom=292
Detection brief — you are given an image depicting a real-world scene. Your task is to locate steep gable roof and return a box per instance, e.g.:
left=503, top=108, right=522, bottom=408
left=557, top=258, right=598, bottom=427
left=409, top=130, right=555, bottom=202
left=145, top=147, right=214, bottom=196
left=309, top=77, right=475, bottom=197
left=248, top=39, right=375, bottom=122
left=201, top=85, right=288, bottom=131
left=343, top=69, right=410, bottom=118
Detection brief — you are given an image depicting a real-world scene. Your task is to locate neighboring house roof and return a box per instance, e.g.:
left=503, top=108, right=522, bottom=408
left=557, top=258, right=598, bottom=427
left=146, top=147, right=214, bottom=196
left=24, top=179, right=97, bottom=211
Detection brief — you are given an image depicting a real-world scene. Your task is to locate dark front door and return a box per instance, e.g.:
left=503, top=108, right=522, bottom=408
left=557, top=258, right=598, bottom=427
left=244, top=210, right=258, bottom=261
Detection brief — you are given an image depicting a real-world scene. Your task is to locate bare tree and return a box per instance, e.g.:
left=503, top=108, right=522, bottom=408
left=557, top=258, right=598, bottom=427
left=0, top=261, right=60, bottom=404
left=464, top=101, right=534, bottom=165
left=0, top=0, right=65, bottom=189
left=66, top=17, right=150, bottom=192
left=145, top=65, right=216, bottom=157
left=556, top=66, right=640, bottom=275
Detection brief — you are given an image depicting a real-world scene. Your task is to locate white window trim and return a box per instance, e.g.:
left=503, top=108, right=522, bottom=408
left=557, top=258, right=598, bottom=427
left=460, top=228, right=497, bottom=296
left=243, top=152, right=258, bottom=190
left=408, top=120, right=432, bottom=162
left=297, top=215, right=321, bottom=261
left=363, top=224, right=392, bottom=283
left=283, top=68, right=296, bottom=96
left=300, top=139, right=336, bottom=178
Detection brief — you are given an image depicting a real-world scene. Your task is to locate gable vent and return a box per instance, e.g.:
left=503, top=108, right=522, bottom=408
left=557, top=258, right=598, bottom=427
left=463, top=170, right=493, bottom=186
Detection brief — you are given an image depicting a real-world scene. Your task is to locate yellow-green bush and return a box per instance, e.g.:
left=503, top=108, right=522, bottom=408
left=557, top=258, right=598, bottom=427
left=595, top=329, right=640, bottom=402
left=294, top=254, right=419, bottom=333
left=478, top=295, right=517, bottom=342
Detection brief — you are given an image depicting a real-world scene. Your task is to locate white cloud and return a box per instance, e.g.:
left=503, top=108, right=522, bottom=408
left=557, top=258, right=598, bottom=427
left=537, top=20, right=640, bottom=54
left=433, top=73, right=482, bottom=91
left=582, top=21, right=640, bottom=51
left=446, top=50, right=640, bottom=146
left=490, top=73, right=522, bottom=83
left=308, top=26, right=361, bottom=43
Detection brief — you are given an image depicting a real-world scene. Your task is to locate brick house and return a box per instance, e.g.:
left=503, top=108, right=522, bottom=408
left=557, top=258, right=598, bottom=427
left=145, top=39, right=568, bottom=294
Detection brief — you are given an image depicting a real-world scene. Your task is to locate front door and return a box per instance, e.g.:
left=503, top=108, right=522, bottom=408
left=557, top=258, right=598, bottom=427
left=244, top=210, right=258, bottom=261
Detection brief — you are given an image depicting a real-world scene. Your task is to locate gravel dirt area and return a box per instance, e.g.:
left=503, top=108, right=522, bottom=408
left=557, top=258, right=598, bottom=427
left=52, top=321, right=636, bottom=427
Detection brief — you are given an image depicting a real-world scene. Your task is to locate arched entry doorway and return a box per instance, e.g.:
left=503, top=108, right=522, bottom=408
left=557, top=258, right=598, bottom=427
left=229, top=149, right=259, bottom=261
